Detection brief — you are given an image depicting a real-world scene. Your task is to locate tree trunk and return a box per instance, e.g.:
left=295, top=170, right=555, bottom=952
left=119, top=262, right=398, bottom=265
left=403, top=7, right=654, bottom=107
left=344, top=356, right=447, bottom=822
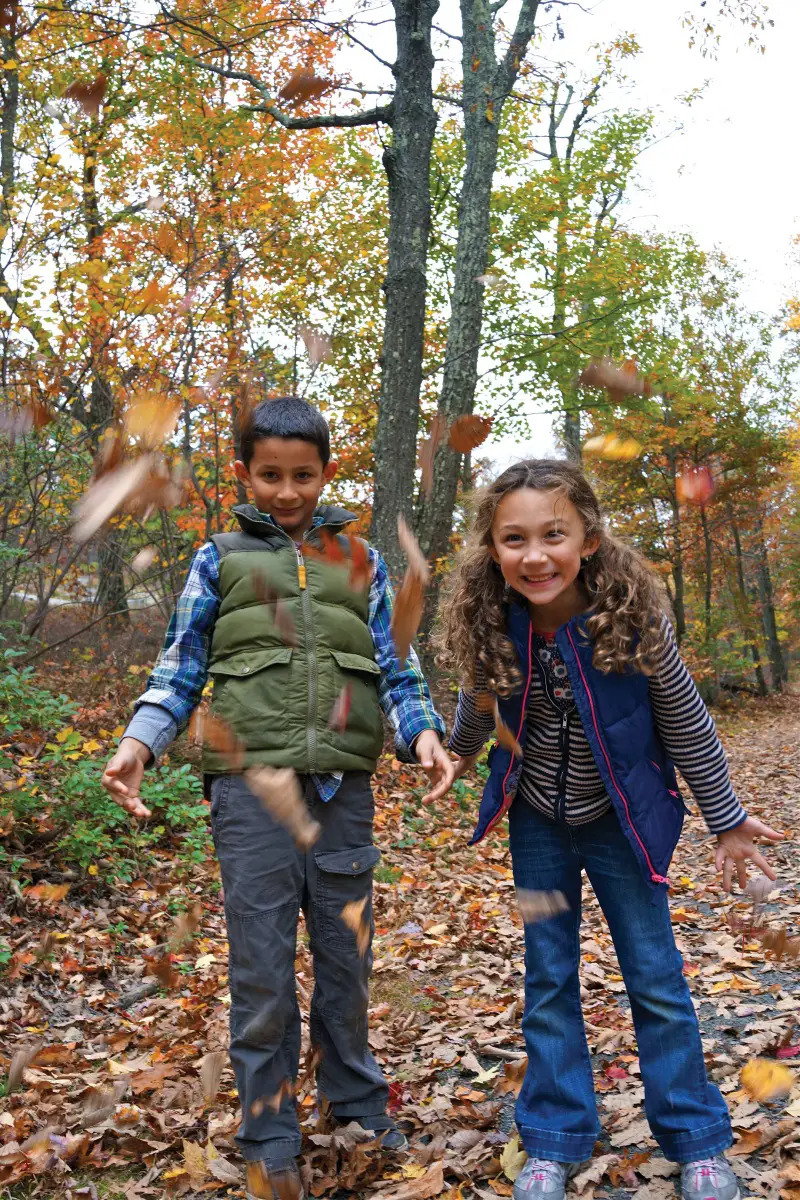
left=753, top=512, right=785, bottom=690
left=665, top=455, right=685, bottom=644
left=368, top=0, right=439, bottom=578
left=699, top=503, right=713, bottom=644
left=728, top=506, right=767, bottom=696
left=417, top=0, right=541, bottom=572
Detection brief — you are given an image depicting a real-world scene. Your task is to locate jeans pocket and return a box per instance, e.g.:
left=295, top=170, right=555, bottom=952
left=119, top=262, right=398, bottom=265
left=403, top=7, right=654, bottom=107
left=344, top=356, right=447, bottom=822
left=209, top=774, right=232, bottom=842
left=315, top=845, right=381, bottom=946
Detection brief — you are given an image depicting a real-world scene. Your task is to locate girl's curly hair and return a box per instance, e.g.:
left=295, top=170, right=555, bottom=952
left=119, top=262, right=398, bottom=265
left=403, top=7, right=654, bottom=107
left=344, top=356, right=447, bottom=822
left=435, top=458, right=669, bottom=695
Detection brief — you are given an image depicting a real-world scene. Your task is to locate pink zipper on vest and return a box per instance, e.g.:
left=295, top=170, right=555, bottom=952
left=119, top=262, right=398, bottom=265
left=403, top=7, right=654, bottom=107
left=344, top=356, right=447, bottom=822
left=566, top=627, right=669, bottom=886
left=486, top=621, right=533, bottom=835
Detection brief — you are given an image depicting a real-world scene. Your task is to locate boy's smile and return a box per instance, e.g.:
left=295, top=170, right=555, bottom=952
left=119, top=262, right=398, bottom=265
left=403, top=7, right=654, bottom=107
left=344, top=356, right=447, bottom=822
left=234, top=437, right=338, bottom=539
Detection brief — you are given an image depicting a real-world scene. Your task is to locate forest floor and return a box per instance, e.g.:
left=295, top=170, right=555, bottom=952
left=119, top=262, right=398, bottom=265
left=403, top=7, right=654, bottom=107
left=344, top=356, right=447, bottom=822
left=1, top=645, right=799, bottom=1200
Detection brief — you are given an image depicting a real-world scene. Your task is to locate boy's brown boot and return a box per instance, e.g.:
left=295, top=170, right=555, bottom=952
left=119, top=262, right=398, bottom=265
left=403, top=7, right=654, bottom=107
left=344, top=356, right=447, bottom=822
left=246, top=1159, right=304, bottom=1200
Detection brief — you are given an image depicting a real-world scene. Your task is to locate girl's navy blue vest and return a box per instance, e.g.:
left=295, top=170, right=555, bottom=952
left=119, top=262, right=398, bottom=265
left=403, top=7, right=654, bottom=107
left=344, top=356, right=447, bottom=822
left=473, top=602, right=687, bottom=890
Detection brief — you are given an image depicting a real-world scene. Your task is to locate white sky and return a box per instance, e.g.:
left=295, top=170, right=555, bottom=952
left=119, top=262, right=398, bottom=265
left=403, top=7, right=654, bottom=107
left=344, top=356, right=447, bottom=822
left=338, top=0, right=798, bottom=462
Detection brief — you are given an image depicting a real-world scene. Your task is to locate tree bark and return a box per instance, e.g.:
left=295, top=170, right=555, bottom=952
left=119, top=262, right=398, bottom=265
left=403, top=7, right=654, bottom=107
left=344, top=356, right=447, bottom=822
left=417, top=0, right=541, bottom=570
left=728, top=505, right=767, bottom=696
left=753, top=512, right=785, bottom=690
left=368, top=0, right=439, bottom=578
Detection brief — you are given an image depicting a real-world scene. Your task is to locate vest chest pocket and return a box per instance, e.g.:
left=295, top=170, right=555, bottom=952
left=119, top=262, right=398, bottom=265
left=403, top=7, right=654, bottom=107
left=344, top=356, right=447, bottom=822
left=209, top=646, right=294, bottom=735
left=329, top=650, right=383, bottom=744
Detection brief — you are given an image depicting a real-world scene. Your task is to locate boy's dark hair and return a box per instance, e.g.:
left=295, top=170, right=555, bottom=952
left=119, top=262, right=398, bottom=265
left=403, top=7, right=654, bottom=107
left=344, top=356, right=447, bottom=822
left=240, top=396, right=330, bottom=467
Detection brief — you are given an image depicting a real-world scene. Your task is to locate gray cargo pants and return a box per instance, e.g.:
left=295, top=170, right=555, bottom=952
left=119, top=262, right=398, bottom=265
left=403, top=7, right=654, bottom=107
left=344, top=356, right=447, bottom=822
left=208, top=770, right=389, bottom=1162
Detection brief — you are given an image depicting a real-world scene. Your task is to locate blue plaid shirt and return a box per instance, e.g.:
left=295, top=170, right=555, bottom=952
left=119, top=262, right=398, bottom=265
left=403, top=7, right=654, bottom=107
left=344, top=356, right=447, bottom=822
left=124, top=513, right=445, bottom=800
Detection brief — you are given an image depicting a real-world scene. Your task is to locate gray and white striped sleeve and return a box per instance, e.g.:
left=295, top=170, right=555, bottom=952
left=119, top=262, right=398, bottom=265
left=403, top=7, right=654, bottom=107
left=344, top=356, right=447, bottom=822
left=648, top=623, right=747, bottom=834
left=449, top=665, right=496, bottom=758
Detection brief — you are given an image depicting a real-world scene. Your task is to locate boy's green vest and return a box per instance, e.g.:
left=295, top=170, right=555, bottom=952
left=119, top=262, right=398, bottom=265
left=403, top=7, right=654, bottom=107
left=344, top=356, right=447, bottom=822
left=203, top=504, right=384, bottom=774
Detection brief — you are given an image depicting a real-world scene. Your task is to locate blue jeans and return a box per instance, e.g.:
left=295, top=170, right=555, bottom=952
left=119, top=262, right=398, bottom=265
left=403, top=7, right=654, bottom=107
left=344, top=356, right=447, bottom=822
left=508, top=800, right=732, bottom=1164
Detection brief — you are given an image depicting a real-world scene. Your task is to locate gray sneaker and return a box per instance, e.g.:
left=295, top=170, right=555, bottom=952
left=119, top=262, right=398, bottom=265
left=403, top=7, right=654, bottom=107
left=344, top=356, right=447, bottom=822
left=513, top=1159, right=574, bottom=1200
left=681, top=1156, right=740, bottom=1200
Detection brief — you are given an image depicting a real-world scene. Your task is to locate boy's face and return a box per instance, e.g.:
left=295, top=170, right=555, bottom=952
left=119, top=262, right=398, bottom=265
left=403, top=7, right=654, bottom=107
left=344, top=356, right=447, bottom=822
left=234, top=437, right=338, bottom=538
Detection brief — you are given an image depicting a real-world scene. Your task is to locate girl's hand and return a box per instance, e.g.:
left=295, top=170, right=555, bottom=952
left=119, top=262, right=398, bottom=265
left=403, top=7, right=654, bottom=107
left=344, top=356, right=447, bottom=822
left=415, top=731, right=456, bottom=804
left=715, top=816, right=784, bottom=891
left=452, top=753, right=480, bottom=782
left=102, top=737, right=153, bottom=819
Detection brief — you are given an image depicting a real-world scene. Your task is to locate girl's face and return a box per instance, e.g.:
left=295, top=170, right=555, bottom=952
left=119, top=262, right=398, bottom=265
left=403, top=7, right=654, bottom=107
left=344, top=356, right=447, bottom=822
left=489, top=487, right=600, bottom=622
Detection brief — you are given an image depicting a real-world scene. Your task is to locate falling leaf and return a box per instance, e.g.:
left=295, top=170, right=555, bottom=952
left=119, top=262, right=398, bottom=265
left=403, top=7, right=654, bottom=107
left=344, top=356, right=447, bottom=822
left=676, top=465, right=715, bottom=506
left=340, top=895, right=370, bottom=957
left=516, top=889, right=570, bottom=924
left=244, top=766, right=321, bottom=850
left=8, top=1042, right=43, bottom=1091
left=298, top=324, right=332, bottom=365
left=123, top=393, right=181, bottom=449
left=449, top=414, right=493, bottom=454
left=391, top=517, right=429, bottom=665
left=274, top=598, right=298, bottom=646
left=131, top=546, right=157, bottom=573
left=740, top=1057, right=794, bottom=1102
left=0, top=399, right=53, bottom=441
left=744, top=874, right=779, bottom=903
left=63, top=73, right=107, bottom=117
left=72, top=455, right=154, bottom=543
left=500, top=1134, right=527, bottom=1182
left=328, top=684, right=352, bottom=733
left=582, top=433, right=641, bottom=461
left=278, top=67, right=333, bottom=107
left=82, top=1081, right=128, bottom=1126
left=169, top=901, right=203, bottom=950
left=187, top=710, right=245, bottom=771
left=475, top=272, right=505, bottom=290
left=146, top=953, right=179, bottom=990
left=492, top=700, right=523, bottom=758
left=266, top=1077, right=296, bottom=1112
left=347, top=535, right=371, bottom=591
left=579, top=357, right=650, bottom=399
left=198, top=1051, right=226, bottom=1105
left=418, top=413, right=445, bottom=496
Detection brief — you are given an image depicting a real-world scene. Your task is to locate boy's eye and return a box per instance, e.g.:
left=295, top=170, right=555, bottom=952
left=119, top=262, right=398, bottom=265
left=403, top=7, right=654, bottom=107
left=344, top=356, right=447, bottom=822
left=295, top=472, right=312, bottom=481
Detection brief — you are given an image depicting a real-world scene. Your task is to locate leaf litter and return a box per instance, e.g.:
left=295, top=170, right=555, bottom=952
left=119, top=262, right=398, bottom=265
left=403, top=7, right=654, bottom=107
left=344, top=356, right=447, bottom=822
left=0, top=693, right=798, bottom=1197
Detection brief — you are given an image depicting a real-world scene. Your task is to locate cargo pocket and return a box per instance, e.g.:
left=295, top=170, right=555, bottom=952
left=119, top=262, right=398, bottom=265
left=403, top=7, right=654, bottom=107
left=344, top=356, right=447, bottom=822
left=315, top=844, right=381, bottom=946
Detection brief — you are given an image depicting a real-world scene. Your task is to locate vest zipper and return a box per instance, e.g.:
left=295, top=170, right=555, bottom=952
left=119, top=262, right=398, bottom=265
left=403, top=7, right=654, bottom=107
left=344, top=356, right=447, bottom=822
left=296, top=542, right=318, bottom=769
left=555, top=709, right=569, bottom=822
left=565, top=627, right=668, bottom=886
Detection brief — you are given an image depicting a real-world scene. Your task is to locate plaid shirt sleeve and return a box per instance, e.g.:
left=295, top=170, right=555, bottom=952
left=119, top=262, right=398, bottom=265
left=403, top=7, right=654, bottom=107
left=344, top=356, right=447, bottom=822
left=131, top=541, right=221, bottom=733
left=368, top=549, right=445, bottom=760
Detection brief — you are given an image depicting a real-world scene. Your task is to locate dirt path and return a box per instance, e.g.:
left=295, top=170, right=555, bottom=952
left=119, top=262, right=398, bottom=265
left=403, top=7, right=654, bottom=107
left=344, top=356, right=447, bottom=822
left=1, top=695, right=798, bottom=1199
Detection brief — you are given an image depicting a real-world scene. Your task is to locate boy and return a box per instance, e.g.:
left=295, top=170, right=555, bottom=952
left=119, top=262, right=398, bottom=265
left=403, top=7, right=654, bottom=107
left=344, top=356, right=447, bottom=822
left=102, top=397, right=452, bottom=1200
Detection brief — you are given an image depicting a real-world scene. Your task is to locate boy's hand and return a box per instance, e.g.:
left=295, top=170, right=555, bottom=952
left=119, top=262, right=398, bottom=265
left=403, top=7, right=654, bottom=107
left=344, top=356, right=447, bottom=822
left=102, top=738, right=153, bottom=819
left=415, top=731, right=455, bottom=804
left=715, top=816, right=783, bottom=891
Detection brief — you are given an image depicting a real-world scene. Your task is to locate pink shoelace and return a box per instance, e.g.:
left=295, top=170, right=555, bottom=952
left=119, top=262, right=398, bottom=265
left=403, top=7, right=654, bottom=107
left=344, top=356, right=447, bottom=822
left=688, top=1158, right=720, bottom=1194
left=522, top=1160, right=564, bottom=1190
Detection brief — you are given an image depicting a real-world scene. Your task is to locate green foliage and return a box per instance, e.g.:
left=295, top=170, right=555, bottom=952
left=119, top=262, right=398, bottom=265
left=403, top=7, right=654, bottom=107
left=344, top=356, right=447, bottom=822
left=0, top=652, right=75, bottom=737
left=0, top=667, right=210, bottom=884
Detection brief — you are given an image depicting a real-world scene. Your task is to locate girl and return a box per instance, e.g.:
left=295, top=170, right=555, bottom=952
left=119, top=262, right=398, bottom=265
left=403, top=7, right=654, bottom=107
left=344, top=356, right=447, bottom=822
left=436, top=459, right=781, bottom=1200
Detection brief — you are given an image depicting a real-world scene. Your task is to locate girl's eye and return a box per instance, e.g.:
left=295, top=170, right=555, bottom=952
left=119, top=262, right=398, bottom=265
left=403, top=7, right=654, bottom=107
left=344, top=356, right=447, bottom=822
left=504, top=533, right=523, bottom=543
left=546, top=530, right=564, bottom=539
left=295, top=473, right=312, bottom=481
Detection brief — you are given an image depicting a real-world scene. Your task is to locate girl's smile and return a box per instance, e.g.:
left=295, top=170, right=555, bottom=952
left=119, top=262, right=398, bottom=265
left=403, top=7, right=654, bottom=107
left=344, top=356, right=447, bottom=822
left=489, top=487, right=599, bottom=627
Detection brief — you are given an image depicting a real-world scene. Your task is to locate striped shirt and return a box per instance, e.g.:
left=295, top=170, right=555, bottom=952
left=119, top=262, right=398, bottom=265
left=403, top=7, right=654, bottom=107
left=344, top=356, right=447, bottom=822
left=449, top=622, right=745, bottom=834
left=124, top=512, right=445, bottom=800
